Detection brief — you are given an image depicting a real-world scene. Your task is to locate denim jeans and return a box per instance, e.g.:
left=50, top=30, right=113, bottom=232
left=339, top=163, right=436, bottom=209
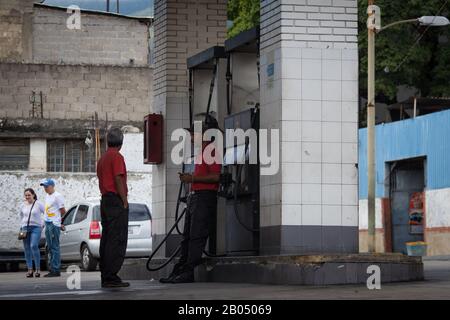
left=22, top=225, right=42, bottom=270
left=45, top=221, right=61, bottom=273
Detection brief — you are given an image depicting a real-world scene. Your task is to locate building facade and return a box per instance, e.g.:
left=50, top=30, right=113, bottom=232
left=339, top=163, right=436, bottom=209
left=359, top=109, right=450, bottom=256
left=0, top=1, right=153, bottom=250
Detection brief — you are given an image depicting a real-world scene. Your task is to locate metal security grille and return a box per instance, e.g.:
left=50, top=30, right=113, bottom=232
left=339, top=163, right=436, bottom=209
left=47, top=140, right=97, bottom=173
left=0, top=139, right=30, bottom=171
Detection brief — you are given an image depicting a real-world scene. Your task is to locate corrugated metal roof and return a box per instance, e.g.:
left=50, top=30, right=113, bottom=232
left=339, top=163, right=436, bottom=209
left=359, top=109, right=450, bottom=199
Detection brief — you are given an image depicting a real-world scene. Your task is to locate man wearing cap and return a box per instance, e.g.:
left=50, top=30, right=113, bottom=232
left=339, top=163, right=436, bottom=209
left=40, top=178, right=66, bottom=277
left=97, top=127, right=130, bottom=288
left=160, top=115, right=222, bottom=284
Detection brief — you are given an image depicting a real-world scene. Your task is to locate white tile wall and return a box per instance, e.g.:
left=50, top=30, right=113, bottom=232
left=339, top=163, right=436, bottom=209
left=302, top=79, right=322, bottom=100
left=302, top=162, right=322, bottom=183
left=302, top=183, right=322, bottom=204
left=302, top=100, right=322, bottom=121
left=322, top=59, right=341, bottom=80
left=322, top=184, right=342, bottom=205
left=282, top=162, right=303, bottom=183
left=301, top=121, right=322, bottom=142
left=322, top=80, right=342, bottom=101
left=342, top=205, right=358, bottom=227
left=302, top=204, right=322, bottom=225
left=322, top=101, right=341, bottom=122
left=261, top=0, right=358, bottom=232
left=283, top=184, right=303, bottom=204
left=281, top=204, right=302, bottom=226
left=302, top=59, right=321, bottom=79
left=322, top=121, right=341, bottom=142
left=322, top=142, right=341, bottom=163
left=322, top=163, right=341, bottom=184
left=322, top=205, right=342, bottom=226
left=302, top=142, right=322, bottom=162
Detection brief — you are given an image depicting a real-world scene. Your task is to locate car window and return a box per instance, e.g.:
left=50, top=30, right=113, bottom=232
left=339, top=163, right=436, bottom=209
left=92, top=205, right=101, bottom=221
left=62, top=206, right=77, bottom=226
left=73, top=205, right=89, bottom=224
left=129, top=204, right=151, bottom=221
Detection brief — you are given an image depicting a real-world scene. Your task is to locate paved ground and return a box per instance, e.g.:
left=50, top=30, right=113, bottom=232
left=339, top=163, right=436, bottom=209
left=0, top=260, right=450, bottom=300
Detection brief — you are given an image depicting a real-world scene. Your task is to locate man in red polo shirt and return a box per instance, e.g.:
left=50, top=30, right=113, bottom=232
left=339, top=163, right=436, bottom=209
left=160, top=115, right=221, bottom=284
left=97, top=127, right=129, bottom=288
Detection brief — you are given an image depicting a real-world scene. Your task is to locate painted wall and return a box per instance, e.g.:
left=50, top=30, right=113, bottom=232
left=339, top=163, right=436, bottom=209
left=358, top=110, right=450, bottom=255
left=359, top=109, right=450, bottom=198
left=0, top=133, right=152, bottom=250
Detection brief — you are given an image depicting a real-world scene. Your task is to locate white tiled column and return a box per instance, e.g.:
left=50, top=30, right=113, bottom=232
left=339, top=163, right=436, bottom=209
left=259, top=0, right=359, bottom=254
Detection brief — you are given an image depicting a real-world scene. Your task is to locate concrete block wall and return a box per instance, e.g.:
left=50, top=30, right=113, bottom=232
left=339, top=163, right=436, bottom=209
left=0, top=63, right=152, bottom=121
left=151, top=0, right=227, bottom=256
left=32, top=5, right=150, bottom=67
left=0, top=0, right=33, bottom=62
left=259, top=0, right=359, bottom=254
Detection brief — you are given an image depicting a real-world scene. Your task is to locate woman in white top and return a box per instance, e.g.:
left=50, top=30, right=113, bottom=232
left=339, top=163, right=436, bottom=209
left=19, top=188, right=45, bottom=278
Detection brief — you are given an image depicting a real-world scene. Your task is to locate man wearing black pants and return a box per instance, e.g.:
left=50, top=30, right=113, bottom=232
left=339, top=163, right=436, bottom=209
left=97, top=128, right=130, bottom=288
left=160, top=115, right=221, bottom=284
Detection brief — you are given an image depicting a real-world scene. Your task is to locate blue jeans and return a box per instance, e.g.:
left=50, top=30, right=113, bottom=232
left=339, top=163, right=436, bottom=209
left=45, top=222, right=61, bottom=273
left=22, top=225, right=42, bottom=270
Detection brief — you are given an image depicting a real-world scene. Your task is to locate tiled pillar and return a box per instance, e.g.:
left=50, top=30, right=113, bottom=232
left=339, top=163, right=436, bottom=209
left=259, top=0, right=359, bottom=254
left=151, top=0, right=227, bottom=257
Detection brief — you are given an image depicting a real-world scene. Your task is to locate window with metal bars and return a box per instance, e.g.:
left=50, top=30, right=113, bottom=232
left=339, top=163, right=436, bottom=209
left=0, top=139, right=30, bottom=171
left=47, top=139, right=100, bottom=173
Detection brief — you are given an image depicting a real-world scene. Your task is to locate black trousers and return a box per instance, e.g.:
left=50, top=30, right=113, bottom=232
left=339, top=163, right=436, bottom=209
left=177, top=191, right=217, bottom=274
left=99, top=193, right=129, bottom=283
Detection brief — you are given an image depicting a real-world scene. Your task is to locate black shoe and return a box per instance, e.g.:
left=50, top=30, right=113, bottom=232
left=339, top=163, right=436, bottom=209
left=170, top=272, right=194, bottom=284
left=102, top=281, right=130, bottom=288
left=159, top=274, right=176, bottom=283
left=44, top=272, right=61, bottom=278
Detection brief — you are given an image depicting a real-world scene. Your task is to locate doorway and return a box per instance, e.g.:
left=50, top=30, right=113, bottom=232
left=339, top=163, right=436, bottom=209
left=388, top=157, right=425, bottom=254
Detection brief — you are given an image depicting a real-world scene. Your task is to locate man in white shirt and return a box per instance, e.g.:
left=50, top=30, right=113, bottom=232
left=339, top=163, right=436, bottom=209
left=40, top=178, right=66, bottom=277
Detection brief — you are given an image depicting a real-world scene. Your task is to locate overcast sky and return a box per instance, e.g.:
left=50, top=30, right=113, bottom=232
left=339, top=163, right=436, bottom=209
left=40, top=0, right=154, bottom=17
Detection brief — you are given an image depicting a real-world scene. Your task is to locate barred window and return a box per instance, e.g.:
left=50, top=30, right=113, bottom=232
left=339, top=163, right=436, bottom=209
left=47, top=139, right=100, bottom=173
left=0, top=139, right=30, bottom=171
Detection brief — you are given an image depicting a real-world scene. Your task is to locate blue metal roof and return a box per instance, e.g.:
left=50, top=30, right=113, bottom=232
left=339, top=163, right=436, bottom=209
left=359, top=109, right=450, bottom=199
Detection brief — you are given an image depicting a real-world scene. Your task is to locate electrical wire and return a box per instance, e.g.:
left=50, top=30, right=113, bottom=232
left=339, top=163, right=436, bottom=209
left=392, top=0, right=448, bottom=72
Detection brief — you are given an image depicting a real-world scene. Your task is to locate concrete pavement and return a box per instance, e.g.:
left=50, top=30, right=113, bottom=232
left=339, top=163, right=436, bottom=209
left=0, top=260, right=449, bottom=300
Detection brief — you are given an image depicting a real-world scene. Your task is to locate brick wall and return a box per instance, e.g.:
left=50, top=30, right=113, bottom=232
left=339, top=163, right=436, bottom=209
left=260, top=0, right=358, bottom=50
left=0, top=63, right=153, bottom=121
left=151, top=0, right=227, bottom=254
left=32, top=5, right=150, bottom=66
left=0, top=0, right=33, bottom=62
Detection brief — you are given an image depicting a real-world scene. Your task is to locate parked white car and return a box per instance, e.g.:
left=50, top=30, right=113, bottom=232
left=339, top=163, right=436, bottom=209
left=54, top=199, right=152, bottom=271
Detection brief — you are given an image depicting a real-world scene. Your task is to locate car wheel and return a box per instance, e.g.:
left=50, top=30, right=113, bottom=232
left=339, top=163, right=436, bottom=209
left=80, top=244, right=98, bottom=271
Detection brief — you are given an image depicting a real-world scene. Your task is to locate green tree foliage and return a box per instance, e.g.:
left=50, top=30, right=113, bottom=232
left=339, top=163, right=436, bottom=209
left=358, top=0, right=450, bottom=102
left=227, top=0, right=260, bottom=38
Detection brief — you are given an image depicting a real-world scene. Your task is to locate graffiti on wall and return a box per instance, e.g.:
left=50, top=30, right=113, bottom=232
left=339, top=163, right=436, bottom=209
left=409, top=192, right=424, bottom=234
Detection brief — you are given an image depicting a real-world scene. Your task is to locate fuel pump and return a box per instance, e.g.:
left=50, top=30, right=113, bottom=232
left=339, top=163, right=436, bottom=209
left=146, top=47, right=227, bottom=271
left=221, top=27, right=261, bottom=255
left=146, top=27, right=261, bottom=272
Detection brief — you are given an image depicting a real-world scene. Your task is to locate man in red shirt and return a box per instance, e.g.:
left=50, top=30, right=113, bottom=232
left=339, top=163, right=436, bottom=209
left=97, top=127, right=129, bottom=288
left=161, top=115, right=221, bottom=284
